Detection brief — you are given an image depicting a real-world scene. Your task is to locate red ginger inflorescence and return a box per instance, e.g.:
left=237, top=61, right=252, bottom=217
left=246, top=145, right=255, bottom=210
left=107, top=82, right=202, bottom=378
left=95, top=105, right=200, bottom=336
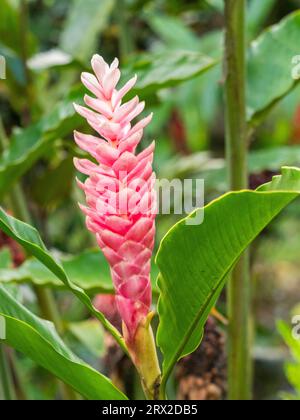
left=74, top=55, right=156, bottom=341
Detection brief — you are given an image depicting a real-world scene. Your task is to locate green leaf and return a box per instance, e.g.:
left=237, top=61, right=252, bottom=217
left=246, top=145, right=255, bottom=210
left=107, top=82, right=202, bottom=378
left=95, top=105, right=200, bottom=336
left=125, top=50, right=217, bottom=98
left=0, top=86, right=84, bottom=199
left=147, top=10, right=300, bottom=123
left=0, top=206, right=126, bottom=352
left=278, top=320, right=300, bottom=397
left=146, top=14, right=200, bottom=51
left=247, top=147, right=300, bottom=174
left=247, top=11, right=300, bottom=123
left=0, top=44, right=26, bottom=85
left=0, top=249, right=159, bottom=295
left=68, top=320, right=105, bottom=358
left=0, top=286, right=126, bottom=400
left=0, top=0, right=36, bottom=56
left=156, top=167, right=300, bottom=387
left=277, top=320, right=300, bottom=363
left=247, top=0, right=276, bottom=38
left=285, top=364, right=300, bottom=395
left=0, top=249, right=113, bottom=294
left=160, top=146, right=300, bottom=194
left=222, top=146, right=300, bottom=191
left=206, top=0, right=223, bottom=12
left=60, top=0, right=114, bottom=63
left=0, top=0, right=37, bottom=87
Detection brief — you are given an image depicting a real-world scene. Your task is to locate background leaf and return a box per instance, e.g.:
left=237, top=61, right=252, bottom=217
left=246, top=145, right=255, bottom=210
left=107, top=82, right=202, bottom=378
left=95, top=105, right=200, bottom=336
left=0, top=86, right=83, bottom=199
left=0, top=248, right=113, bottom=294
left=277, top=320, right=300, bottom=399
left=125, top=50, right=217, bottom=98
left=0, top=0, right=36, bottom=56
left=60, top=0, right=115, bottom=63
left=68, top=319, right=105, bottom=358
left=247, top=0, right=276, bottom=38
left=247, top=11, right=300, bottom=123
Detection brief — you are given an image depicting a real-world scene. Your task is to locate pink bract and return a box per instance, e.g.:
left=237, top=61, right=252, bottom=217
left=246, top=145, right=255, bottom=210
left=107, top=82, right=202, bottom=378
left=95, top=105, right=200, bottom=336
left=93, top=294, right=122, bottom=332
left=74, top=55, right=156, bottom=340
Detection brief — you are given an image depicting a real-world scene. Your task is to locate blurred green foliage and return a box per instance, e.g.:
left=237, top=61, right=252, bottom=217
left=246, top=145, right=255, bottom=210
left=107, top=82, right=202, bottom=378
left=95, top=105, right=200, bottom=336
left=1, top=0, right=300, bottom=400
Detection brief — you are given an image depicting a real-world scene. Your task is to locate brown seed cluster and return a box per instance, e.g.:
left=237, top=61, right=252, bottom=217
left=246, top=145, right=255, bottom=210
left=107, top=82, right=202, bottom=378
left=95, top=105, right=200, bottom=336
left=176, top=317, right=227, bottom=400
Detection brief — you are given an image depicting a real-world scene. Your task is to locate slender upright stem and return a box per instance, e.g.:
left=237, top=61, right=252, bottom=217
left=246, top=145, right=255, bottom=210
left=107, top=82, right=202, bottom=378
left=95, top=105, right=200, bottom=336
left=19, top=0, right=33, bottom=125
left=116, top=0, right=134, bottom=61
left=224, top=0, right=252, bottom=400
left=34, top=287, right=64, bottom=335
left=126, top=316, right=161, bottom=400
left=19, top=0, right=30, bottom=85
left=0, top=345, right=16, bottom=400
left=6, top=349, right=27, bottom=400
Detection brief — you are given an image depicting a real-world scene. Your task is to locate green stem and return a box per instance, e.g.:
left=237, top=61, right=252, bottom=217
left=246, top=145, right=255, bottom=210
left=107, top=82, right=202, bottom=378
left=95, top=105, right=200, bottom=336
left=34, top=287, right=64, bottom=335
left=7, top=184, right=33, bottom=228
left=126, top=314, right=161, bottom=400
left=0, top=344, right=16, bottom=400
left=7, top=350, right=27, bottom=400
left=224, top=0, right=252, bottom=400
left=116, top=0, right=134, bottom=61
left=19, top=0, right=33, bottom=125
left=158, top=381, right=167, bottom=401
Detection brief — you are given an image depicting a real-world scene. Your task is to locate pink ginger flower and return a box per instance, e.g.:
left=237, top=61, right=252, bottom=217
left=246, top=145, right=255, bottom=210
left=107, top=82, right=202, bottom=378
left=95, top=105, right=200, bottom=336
left=74, top=55, right=156, bottom=341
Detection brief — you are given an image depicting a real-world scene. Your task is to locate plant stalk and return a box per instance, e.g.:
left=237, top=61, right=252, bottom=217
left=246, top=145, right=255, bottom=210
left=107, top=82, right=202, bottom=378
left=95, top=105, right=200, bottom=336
left=0, top=344, right=16, bottom=400
left=19, top=0, right=34, bottom=125
left=224, top=0, right=252, bottom=400
left=125, top=314, right=161, bottom=400
left=116, top=0, right=134, bottom=61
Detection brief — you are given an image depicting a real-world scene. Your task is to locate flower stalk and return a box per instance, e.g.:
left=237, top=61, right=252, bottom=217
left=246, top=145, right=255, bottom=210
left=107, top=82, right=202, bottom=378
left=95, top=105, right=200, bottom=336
left=125, top=313, right=161, bottom=400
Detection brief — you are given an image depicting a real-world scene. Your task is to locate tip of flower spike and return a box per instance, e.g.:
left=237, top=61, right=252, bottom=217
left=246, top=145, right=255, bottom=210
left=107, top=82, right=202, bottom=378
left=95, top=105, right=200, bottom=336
left=92, top=53, right=101, bottom=61
left=110, top=57, right=119, bottom=70
left=91, top=54, right=105, bottom=66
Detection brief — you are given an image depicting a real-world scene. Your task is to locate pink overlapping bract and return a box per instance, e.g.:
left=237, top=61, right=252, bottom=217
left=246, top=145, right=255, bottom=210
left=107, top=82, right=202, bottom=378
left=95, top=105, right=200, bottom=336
left=73, top=55, right=156, bottom=340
